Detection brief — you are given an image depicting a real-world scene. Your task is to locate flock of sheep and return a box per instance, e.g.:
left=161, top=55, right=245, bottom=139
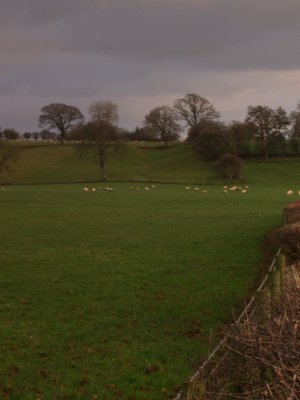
left=81, top=184, right=252, bottom=195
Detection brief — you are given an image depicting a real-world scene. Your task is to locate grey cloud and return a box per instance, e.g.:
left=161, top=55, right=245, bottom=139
left=0, top=0, right=300, bottom=132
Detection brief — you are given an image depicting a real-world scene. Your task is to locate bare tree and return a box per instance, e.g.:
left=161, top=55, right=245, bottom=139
left=39, top=103, right=84, bottom=143
left=89, top=101, right=118, bottom=125
left=245, top=105, right=290, bottom=161
left=78, top=122, right=120, bottom=181
left=78, top=101, right=120, bottom=181
left=144, top=106, right=181, bottom=145
left=174, top=93, right=220, bottom=128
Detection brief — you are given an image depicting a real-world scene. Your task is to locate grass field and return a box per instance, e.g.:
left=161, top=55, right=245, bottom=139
left=0, top=181, right=292, bottom=399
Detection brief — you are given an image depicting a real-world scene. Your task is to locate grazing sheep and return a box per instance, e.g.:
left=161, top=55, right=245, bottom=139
left=223, top=190, right=228, bottom=194
left=223, top=186, right=228, bottom=190
left=129, top=186, right=134, bottom=190
left=185, top=186, right=191, bottom=190
left=202, top=190, right=207, bottom=195
left=144, top=187, right=149, bottom=191
left=136, top=187, right=140, bottom=191
left=151, top=185, right=156, bottom=189
left=92, top=188, right=96, bottom=192
left=287, top=190, right=294, bottom=196
left=241, top=189, right=247, bottom=194
left=82, top=186, right=89, bottom=192
left=298, top=190, right=300, bottom=196
left=194, top=187, right=199, bottom=191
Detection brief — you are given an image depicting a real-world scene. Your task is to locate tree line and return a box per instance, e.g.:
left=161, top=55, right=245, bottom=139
left=1, top=94, right=300, bottom=179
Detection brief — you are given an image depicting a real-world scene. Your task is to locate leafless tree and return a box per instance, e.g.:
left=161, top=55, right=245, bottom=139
left=144, top=105, right=181, bottom=144
left=89, top=101, right=118, bottom=125
left=174, top=93, right=220, bottom=128
left=78, top=101, right=120, bottom=180
left=39, top=103, right=84, bottom=143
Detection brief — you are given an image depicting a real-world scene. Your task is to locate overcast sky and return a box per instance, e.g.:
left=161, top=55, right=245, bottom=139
left=1, top=0, right=300, bottom=133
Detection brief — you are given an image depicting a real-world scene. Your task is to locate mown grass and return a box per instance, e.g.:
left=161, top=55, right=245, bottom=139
left=0, top=182, right=291, bottom=399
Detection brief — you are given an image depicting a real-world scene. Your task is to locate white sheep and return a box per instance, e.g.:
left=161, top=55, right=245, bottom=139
left=202, top=190, right=207, bottom=195
left=144, top=187, right=149, bottom=191
left=241, top=189, right=247, bottom=194
left=194, top=187, right=199, bottom=191
left=287, top=190, right=294, bottom=196
left=185, top=186, right=191, bottom=190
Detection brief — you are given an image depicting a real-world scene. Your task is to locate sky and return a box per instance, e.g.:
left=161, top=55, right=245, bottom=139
left=1, top=0, right=300, bottom=133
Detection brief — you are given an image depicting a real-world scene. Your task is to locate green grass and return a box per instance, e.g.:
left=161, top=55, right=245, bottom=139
left=0, top=182, right=291, bottom=399
left=0, top=143, right=216, bottom=185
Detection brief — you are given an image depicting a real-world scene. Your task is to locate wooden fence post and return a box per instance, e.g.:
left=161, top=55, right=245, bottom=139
left=276, top=254, right=286, bottom=289
left=269, top=269, right=281, bottom=307
left=255, top=289, right=271, bottom=324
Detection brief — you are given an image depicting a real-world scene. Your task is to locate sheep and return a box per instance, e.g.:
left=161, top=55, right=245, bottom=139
left=298, top=190, right=300, bottom=196
left=92, top=188, right=96, bottom=192
left=202, top=190, right=207, bottom=195
left=194, top=187, right=199, bottom=191
left=241, top=189, right=247, bottom=194
left=82, top=186, right=89, bottom=192
left=223, top=190, right=228, bottom=194
left=144, top=187, right=149, bottom=191
left=185, top=186, right=191, bottom=190
left=151, top=185, right=156, bottom=189
left=129, top=186, right=134, bottom=190
left=287, top=190, right=294, bottom=196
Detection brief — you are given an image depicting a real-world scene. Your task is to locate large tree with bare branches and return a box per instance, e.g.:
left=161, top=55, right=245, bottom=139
left=144, top=105, right=181, bottom=144
left=173, top=93, right=220, bottom=128
left=39, top=103, right=84, bottom=143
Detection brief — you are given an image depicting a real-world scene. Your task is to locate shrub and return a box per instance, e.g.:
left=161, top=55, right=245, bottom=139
left=215, top=153, right=244, bottom=181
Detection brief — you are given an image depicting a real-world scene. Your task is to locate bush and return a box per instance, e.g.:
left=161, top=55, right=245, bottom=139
left=269, top=222, right=300, bottom=259
left=215, top=153, right=244, bottom=181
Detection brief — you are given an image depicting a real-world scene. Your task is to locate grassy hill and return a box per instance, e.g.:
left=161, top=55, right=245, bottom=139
left=3, top=141, right=300, bottom=186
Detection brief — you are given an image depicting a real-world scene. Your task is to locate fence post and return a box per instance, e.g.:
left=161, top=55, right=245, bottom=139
left=276, top=254, right=286, bottom=289
left=255, top=289, right=271, bottom=324
left=269, top=269, right=281, bottom=307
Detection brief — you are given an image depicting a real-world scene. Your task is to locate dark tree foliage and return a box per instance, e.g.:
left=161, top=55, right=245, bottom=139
left=215, top=153, right=244, bottom=181
left=289, top=103, right=300, bottom=154
left=245, top=105, right=290, bottom=161
left=188, top=121, right=230, bottom=161
left=227, top=121, right=253, bottom=154
left=22, top=132, right=32, bottom=140
left=3, top=128, right=20, bottom=140
left=39, top=103, right=84, bottom=143
left=0, top=141, right=19, bottom=175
